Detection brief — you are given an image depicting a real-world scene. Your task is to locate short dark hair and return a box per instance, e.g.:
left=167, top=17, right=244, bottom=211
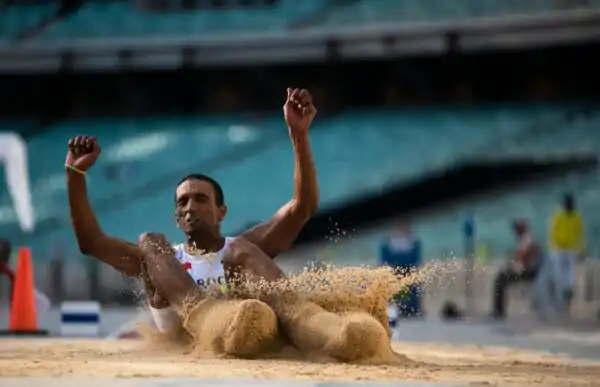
left=176, top=173, right=225, bottom=206
left=563, top=192, right=574, bottom=210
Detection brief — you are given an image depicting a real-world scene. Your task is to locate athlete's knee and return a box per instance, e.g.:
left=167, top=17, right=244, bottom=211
left=138, top=232, right=175, bottom=262
left=222, top=237, right=251, bottom=265
left=222, top=237, right=284, bottom=282
left=138, top=232, right=169, bottom=245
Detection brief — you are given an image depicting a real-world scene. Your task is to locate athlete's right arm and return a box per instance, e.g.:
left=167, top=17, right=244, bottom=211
left=66, top=136, right=142, bottom=276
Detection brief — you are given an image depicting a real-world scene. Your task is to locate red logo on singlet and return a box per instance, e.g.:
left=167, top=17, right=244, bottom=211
left=182, top=262, right=192, bottom=270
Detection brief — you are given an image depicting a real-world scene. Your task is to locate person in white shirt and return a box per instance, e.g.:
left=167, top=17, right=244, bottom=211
left=66, top=89, right=388, bottom=361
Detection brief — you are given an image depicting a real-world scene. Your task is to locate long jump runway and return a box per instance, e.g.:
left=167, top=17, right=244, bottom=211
left=1, top=339, right=599, bottom=387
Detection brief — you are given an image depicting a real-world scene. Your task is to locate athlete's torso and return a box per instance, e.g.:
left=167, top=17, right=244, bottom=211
left=172, top=237, right=233, bottom=291
left=149, top=237, right=233, bottom=332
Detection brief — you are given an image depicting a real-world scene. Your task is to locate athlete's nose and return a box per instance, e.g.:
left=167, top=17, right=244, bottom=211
left=184, top=198, right=202, bottom=212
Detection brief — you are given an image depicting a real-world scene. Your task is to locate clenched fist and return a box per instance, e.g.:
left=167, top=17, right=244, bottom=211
left=284, top=88, right=317, bottom=136
left=65, top=136, right=101, bottom=172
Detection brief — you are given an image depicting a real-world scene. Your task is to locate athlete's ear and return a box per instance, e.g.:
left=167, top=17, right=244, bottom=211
left=218, top=205, right=227, bottom=222
left=174, top=211, right=180, bottom=228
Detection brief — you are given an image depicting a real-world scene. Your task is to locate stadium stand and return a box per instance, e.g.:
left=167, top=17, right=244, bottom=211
left=2, top=0, right=600, bottom=42
left=318, top=171, right=600, bottom=265
left=321, top=0, right=600, bottom=26
left=0, top=1, right=322, bottom=41
left=0, top=3, right=58, bottom=41
left=1, top=103, right=598, bottom=262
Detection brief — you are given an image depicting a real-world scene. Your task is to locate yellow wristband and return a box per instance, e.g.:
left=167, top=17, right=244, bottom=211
left=65, top=164, right=86, bottom=175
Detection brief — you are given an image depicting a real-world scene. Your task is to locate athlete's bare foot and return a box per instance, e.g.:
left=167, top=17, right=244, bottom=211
left=306, top=290, right=393, bottom=338
left=223, top=299, right=279, bottom=358
left=182, top=298, right=279, bottom=358
left=325, top=312, right=390, bottom=362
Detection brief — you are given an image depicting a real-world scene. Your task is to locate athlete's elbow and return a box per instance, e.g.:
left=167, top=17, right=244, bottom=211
left=77, top=239, right=94, bottom=255
left=307, top=197, right=319, bottom=218
left=306, top=202, right=318, bottom=218
left=293, top=198, right=318, bottom=219
left=76, top=235, right=102, bottom=256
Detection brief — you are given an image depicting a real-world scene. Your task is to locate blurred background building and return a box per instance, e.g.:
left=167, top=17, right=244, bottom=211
left=0, top=0, right=600, bottom=321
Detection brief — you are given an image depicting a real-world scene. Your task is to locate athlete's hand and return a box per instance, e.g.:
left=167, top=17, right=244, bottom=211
left=284, top=88, right=317, bottom=135
left=65, top=135, right=101, bottom=172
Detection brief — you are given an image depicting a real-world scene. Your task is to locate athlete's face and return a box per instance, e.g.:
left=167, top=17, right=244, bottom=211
left=175, top=179, right=227, bottom=236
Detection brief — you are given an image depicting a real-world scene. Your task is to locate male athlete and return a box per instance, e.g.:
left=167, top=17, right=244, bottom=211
left=67, top=88, right=389, bottom=360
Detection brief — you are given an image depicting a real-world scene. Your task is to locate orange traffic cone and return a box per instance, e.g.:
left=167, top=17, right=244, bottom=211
left=0, top=247, right=48, bottom=336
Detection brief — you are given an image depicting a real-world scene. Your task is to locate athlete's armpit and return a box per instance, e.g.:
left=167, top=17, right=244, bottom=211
left=241, top=201, right=311, bottom=258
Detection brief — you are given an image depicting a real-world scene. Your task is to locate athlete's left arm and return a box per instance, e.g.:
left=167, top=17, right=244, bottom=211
left=241, top=88, right=319, bottom=258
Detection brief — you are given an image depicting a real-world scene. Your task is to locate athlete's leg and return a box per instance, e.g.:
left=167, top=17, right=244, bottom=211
left=138, top=232, right=199, bottom=308
left=306, top=289, right=392, bottom=338
left=182, top=297, right=280, bottom=358
left=138, top=232, right=279, bottom=358
left=224, top=237, right=389, bottom=361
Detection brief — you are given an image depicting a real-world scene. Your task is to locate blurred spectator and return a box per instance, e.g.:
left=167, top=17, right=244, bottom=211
left=0, top=239, right=15, bottom=297
left=380, top=221, right=422, bottom=318
left=548, top=193, right=586, bottom=313
left=492, top=219, right=542, bottom=319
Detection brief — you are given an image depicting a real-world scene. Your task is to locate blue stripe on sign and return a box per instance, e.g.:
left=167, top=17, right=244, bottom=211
left=61, top=313, right=99, bottom=323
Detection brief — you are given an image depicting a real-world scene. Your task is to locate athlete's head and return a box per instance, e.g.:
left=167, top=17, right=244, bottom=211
left=0, top=238, right=11, bottom=264
left=562, top=193, right=575, bottom=212
left=511, top=218, right=528, bottom=237
left=174, top=174, right=227, bottom=236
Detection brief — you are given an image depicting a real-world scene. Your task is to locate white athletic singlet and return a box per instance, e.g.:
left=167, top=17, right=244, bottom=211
left=149, top=237, right=233, bottom=332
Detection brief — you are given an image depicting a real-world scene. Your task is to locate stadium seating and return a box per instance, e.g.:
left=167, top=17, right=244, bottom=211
left=2, top=0, right=599, bottom=42
left=322, top=0, right=598, bottom=27
left=0, top=1, right=322, bottom=41
left=310, top=170, right=600, bottom=265
left=0, top=104, right=597, bottom=261
left=0, top=3, right=57, bottom=41
left=310, top=107, right=600, bottom=263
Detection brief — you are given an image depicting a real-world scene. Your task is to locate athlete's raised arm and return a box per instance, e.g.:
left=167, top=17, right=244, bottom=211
left=66, top=136, right=142, bottom=276
left=241, top=88, right=319, bottom=258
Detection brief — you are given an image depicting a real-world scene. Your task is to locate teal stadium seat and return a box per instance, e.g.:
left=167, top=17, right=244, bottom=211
left=2, top=1, right=599, bottom=42
left=36, top=1, right=321, bottom=41
left=308, top=111, right=600, bottom=264
left=0, top=4, right=58, bottom=41
left=322, top=0, right=598, bottom=27
left=1, top=105, right=598, bottom=262
left=323, top=170, right=600, bottom=265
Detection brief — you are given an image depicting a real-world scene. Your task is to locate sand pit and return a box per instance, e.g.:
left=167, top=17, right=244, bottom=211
left=1, top=338, right=599, bottom=386
left=3, top=265, right=596, bottom=386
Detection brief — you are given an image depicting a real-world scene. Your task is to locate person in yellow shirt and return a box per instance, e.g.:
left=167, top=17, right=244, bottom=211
left=548, top=193, right=586, bottom=314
